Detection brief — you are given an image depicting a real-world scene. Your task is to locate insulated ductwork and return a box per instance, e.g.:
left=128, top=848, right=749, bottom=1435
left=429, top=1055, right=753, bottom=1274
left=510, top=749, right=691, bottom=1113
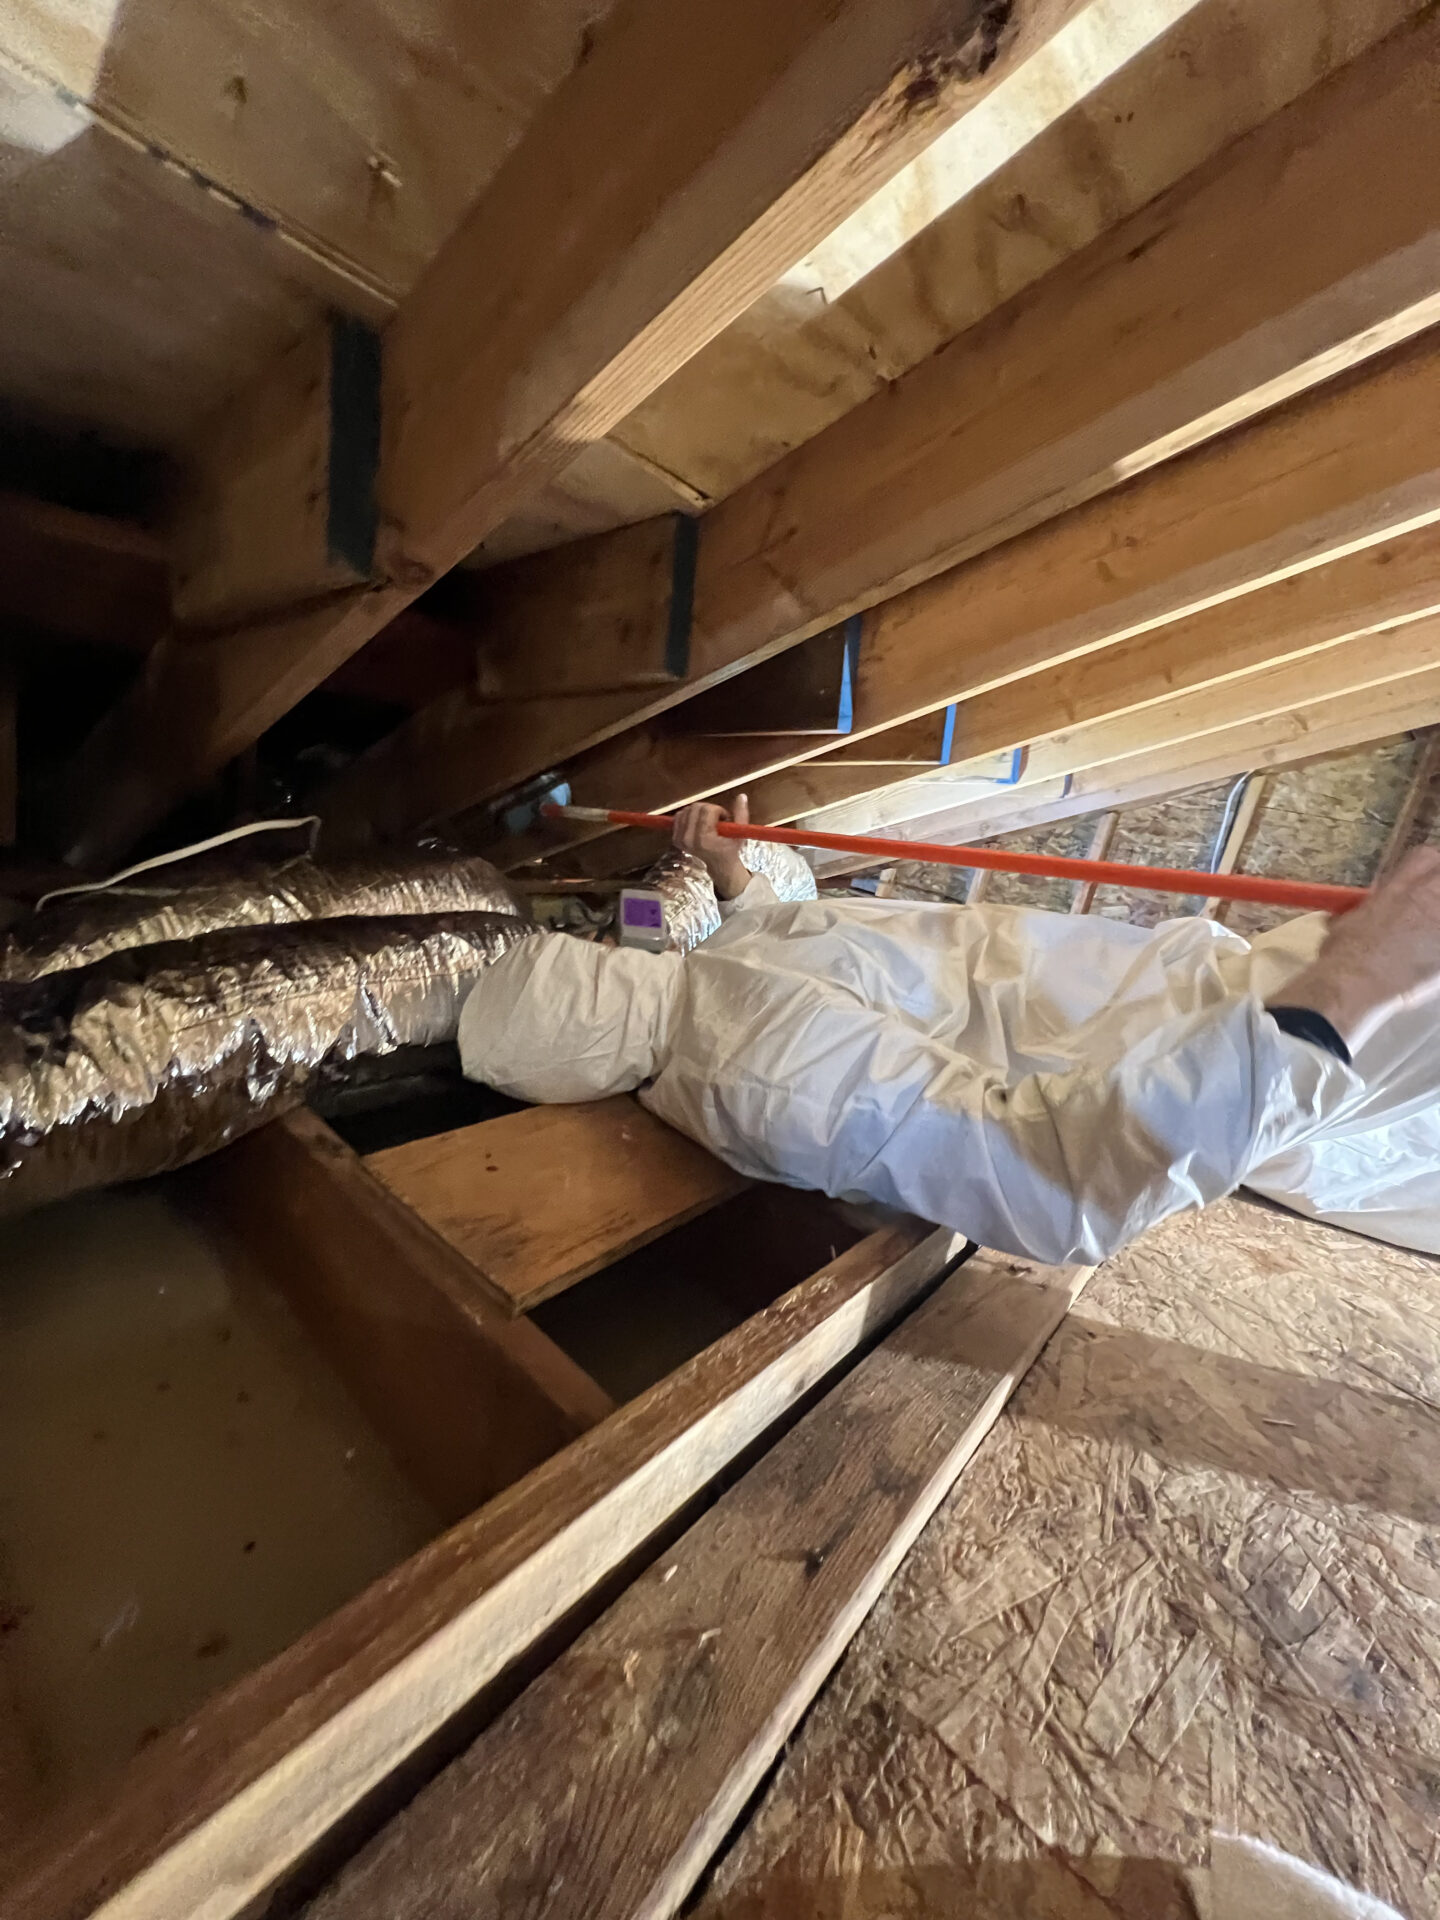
left=642, top=841, right=817, bottom=953
left=0, top=852, right=533, bottom=1219
left=2, top=851, right=525, bottom=983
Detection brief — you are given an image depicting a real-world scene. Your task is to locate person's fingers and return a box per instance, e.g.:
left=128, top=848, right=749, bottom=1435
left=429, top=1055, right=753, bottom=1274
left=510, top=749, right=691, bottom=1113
left=673, top=802, right=726, bottom=854
left=731, top=790, right=750, bottom=828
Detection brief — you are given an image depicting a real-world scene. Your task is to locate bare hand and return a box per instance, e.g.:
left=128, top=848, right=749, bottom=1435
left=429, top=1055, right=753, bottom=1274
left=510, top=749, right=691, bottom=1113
left=671, top=792, right=753, bottom=900
left=1273, top=846, right=1440, bottom=1052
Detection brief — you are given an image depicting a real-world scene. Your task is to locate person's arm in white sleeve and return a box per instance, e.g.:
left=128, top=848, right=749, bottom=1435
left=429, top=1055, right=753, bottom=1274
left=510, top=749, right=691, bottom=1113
left=792, top=993, right=1359, bottom=1266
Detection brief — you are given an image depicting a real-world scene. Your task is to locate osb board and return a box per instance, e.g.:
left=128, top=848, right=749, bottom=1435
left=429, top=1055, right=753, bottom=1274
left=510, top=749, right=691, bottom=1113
left=1, top=0, right=617, bottom=301
left=1090, top=780, right=1233, bottom=926
left=1227, top=739, right=1425, bottom=939
left=0, top=0, right=615, bottom=446
left=0, top=112, right=336, bottom=446
left=702, top=1198, right=1440, bottom=1919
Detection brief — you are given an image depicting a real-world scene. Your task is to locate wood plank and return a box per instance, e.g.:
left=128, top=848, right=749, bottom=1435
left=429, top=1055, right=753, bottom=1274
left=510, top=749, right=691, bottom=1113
left=0, top=0, right=613, bottom=304
left=674, top=622, right=856, bottom=737
left=471, top=515, right=694, bottom=698
left=59, top=0, right=1044, bottom=865
left=745, top=609, right=1440, bottom=830
left=171, top=322, right=367, bottom=628
left=365, top=1099, right=747, bottom=1315
left=1069, top=810, right=1118, bottom=914
left=805, top=664, right=1440, bottom=875
left=305, top=1249, right=1092, bottom=1920
left=318, top=14, right=1440, bottom=843
left=0, top=1219, right=958, bottom=1920
left=499, top=501, right=1440, bottom=873
left=703, top=1199, right=1440, bottom=1919
left=0, top=492, right=168, bottom=649
left=193, top=1109, right=614, bottom=1524
left=1200, top=774, right=1269, bottom=921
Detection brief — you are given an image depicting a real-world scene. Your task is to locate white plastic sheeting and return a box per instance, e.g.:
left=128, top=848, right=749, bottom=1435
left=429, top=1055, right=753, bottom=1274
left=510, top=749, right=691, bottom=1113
left=460, top=878, right=1439, bottom=1262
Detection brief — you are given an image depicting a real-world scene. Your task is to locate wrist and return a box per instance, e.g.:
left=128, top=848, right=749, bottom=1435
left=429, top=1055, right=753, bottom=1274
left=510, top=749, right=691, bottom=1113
left=708, top=853, right=752, bottom=900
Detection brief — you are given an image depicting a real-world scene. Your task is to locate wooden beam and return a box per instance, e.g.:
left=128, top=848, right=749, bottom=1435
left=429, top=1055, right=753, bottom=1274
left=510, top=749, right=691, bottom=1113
left=672, top=619, right=858, bottom=737
left=62, top=0, right=1048, bottom=866
left=806, top=661, right=1440, bottom=875
left=4, top=1220, right=959, bottom=1920
left=303, top=1250, right=1091, bottom=1920
left=171, top=317, right=381, bottom=628
left=1201, top=774, right=1270, bottom=921
left=803, top=626, right=1440, bottom=843
left=0, top=491, right=168, bottom=648
left=318, top=15, right=1440, bottom=845
left=362, top=1099, right=746, bottom=1316
left=1070, top=811, right=1119, bottom=914
left=471, top=515, right=697, bottom=698
left=510, top=512, right=1440, bottom=873
left=192, top=1109, right=614, bottom=1523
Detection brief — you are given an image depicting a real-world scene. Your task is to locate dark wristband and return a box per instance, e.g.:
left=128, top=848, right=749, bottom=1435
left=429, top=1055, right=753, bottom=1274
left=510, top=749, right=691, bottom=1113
left=1268, top=1004, right=1353, bottom=1067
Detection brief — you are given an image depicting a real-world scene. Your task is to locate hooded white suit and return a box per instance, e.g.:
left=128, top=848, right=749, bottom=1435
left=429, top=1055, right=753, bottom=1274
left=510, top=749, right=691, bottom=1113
left=458, top=874, right=1440, bottom=1264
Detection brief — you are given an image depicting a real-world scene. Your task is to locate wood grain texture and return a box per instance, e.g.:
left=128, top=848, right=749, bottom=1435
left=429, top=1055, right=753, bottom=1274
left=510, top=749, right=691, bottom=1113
left=805, top=664, right=1440, bottom=877
left=501, top=517, right=1440, bottom=873
left=471, top=514, right=686, bottom=698
left=364, top=1098, right=746, bottom=1314
left=169, top=324, right=353, bottom=628
left=305, top=1250, right=1091, bottom=1920
left=193, top=1109, right=614, bottom=1520
left=0, top=1219, right=956, bottom=1920
left=0, top=0, right=619, bottom=304
left=322, top=12, right=1440, bottom=844
left=64, top=0, right=1031, bottom=862
left=700, top=1199, right=1440, bottom=1920
left=0, top=493, right=168, bottom=649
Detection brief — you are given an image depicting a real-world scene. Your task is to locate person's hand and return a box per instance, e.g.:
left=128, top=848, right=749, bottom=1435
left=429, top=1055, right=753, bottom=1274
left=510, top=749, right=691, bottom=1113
left=671, top=792, right=753, bottom=900
left=1271, top=845, right=1440, bottom=1052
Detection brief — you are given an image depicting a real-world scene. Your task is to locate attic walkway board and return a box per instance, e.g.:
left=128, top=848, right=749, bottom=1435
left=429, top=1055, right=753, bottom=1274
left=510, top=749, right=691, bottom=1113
left=363, top=1097, right=747, bottom=1315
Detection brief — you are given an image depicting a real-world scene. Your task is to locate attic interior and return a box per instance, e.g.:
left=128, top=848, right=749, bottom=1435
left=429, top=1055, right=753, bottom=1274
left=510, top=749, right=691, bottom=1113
left=2, top=0, right=1440, bottom=1914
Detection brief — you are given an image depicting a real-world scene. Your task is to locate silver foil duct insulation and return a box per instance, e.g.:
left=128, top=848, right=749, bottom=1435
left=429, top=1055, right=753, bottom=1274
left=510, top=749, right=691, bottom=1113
left=643, top=840, right=817, bottom=953
left=1, top=852, right=526, bottom=984
left=0, top=911, right=533, bottom=1219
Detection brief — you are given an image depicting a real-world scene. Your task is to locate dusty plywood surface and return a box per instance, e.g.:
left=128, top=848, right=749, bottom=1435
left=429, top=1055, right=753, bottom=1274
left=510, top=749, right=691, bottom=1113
left=703, top=1198, right=1440, bottom=1919
left=363, top=1097, right=745, bottom=1315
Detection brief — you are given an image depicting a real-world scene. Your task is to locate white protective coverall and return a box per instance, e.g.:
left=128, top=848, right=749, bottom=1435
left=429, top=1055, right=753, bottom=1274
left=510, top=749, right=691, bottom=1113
left=457, top=875, right=1440, bottom=1264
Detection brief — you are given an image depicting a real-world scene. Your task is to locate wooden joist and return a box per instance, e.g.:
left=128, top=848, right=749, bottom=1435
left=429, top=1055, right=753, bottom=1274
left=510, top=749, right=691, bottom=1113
left=564, top=509, right=1440, bottom=872
left=58, top=0, right=1052, bottom=867
left=364, top=1099, right=746, bottom=1316
left=470, top=516, right=698, bottom=698
left=672, top=620, right=859, bottom=738
left=192, top=1109, right=614, bottom=1523
left=4, top=1217, right=958, bottom=1920
left=305, top=1249, right=1091, bottom=1920
left=316, top=14, right=1440, bottom=848
left=803, top=663, right=1440, bottom=877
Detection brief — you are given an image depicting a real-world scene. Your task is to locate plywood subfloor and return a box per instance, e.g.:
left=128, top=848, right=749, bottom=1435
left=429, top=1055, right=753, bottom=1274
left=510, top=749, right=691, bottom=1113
left=702, top=1198, right=1440, bottom=1919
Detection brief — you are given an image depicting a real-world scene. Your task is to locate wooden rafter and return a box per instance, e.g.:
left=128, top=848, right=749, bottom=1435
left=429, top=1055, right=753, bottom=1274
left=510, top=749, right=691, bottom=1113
left=314, top=14, right=1440, bottom=850
left=801, top=665, right=1440, bottom=878
left=56, top=0, right=1058, bottom=868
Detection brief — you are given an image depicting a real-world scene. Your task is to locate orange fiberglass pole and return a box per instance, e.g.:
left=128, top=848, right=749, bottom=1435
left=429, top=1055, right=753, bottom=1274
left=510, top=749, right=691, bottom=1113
left=541, top=804, right=1366, bottom=917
